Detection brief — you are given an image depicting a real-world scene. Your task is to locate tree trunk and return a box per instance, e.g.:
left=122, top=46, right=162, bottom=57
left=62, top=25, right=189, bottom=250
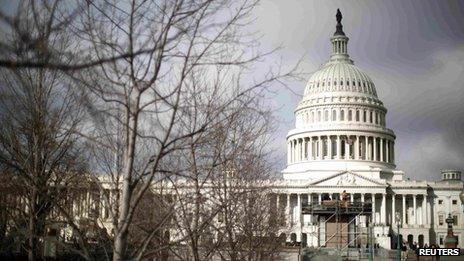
left=28, top=189, right=37, bottom=261
left=113, top=103, right=139, bottom=261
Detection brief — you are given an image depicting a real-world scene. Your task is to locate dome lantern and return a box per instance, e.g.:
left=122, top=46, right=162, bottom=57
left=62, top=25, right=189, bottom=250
left=330, top=9, right=350, bottom=62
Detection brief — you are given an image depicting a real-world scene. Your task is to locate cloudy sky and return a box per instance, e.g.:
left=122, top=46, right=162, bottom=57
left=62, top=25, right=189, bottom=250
left=251, top=0, right=464, bottom=181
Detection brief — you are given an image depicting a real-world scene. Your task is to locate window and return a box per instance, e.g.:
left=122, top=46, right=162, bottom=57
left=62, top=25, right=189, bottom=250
left=347, top=81, right=349, bottom=86
left=340, top=81, right=343, bottom=86
left=439, top=214, right=444, bottom=226
left=363, top=111, right=367, bottom=122
left=370, top=111, right=373, bottom=123
left=332, top=110, right=337, bottom=121
left=317, top=111, right=321, bottom=122
left=375, top=112, right=379, bottom=124
left=452, top=200, right=457, bottom=205
left=324, top=110, right=329, bottom=121
left=439, top=235, right=444, bottom=245
left=453, top=215, right=458, bottom=226
left=352, top=81, right=355, bottom=86
left=356, top=110, right=360, bottom=121
left=334, top=81, right=336, bottom=86
left=341, top=110, right=345, bottom=121
left=438, top=200, right=443, bottom=205
left=348, top=110, right=352, bottom=121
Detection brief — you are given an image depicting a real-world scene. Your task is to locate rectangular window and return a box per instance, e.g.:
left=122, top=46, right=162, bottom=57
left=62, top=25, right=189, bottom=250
left=453, top=215, right=458, bottom=226
left=439, top=235, right=444, bottom=245
left=452, top=200, right=457, bottom=205
left=439, top=214, right=444, bottom=226
left=438, top=200, right=443, bottom=205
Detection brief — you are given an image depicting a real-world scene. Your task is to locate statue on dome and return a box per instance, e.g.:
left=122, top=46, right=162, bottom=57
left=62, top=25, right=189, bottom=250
left=334, top=9, right=345, bottom=36
left=336, top=9, right=342, bottom=24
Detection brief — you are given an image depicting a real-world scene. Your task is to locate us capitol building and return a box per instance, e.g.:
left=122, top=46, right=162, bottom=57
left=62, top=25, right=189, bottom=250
left=270, top=10, right=464, bottom=250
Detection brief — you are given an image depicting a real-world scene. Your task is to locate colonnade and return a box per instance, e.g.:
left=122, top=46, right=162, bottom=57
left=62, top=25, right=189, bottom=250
left=287, top=135, right=394, bottom=164
left=274, top=192, right=428, bottom=228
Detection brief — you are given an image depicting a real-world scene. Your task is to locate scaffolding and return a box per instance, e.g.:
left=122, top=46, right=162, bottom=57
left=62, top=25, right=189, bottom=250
left=302, top=199, right=374, bottom=258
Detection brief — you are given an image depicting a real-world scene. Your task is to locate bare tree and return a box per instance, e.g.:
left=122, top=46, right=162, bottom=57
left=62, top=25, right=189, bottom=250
left=75, top=0, right=298, bottom=260
left=0, top=6, right=88, bottom=259
left=0, top=0, right=173, bottom=71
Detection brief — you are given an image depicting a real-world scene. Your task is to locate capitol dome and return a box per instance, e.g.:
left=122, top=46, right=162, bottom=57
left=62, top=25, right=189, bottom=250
left=283, top=9, right=399, bottom=181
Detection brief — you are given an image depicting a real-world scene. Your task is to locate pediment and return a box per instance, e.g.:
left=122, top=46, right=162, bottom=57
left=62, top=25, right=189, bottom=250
left=309, top=171, right=386, bottom=187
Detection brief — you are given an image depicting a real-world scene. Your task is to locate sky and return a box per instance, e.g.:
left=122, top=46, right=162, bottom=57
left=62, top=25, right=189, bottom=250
left=250, top=0, right=464, bottom=181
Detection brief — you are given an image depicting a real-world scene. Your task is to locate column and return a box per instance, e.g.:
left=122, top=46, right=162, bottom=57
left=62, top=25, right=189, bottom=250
left=380, top=138, right=384, bottom=162
left=337, top=135, right=341, bottom=159
left=392, top=194, right=396, bottom=226
left=385, top=140, right=389, bottom=163
left=318, top=193, right=322, bottom=203
left=373, top=137, right=377, bottom=161
left=365, top=136, right=369, bottom=160
left=295, top=140, right=299, bottom=162
left=402, top=194, right=406, bottom=226
left=287, top=141, right=291, bottom=164
left=413, top=194, right=417, bottom=225
left=290, top=141, right=294, bottom=163
left=372, top=194, right=376, bottom=224
left=392, top=141, right=395, bottom=162
left=354, top=135, right=359, bottom=159
left=308, top=193, right=312, bottom=225
left=426, top=197, right=431, bottom=226
left=318, top=136, right=323, bottom=160
left=381, top=193, right=386, bottom=224
left=286, top=194, right=291, bottom=226
left=309, top=137, right=313, bottom=160
left=297, top=193, right=301, bottom=226
left=422, top=194, right=427, bottom=226
left=299, top=139, right=303, bottom=161
left=350, top=193, right=354, bottom=202
left=361, top=193, right=365, bottom=203
left=328, top=136, right=332, bottom=159
left=276, top=194, right=280, bottom=213
left=304, top=138, right=308, bottom=160
left=345, top=136, right=349, bottom=160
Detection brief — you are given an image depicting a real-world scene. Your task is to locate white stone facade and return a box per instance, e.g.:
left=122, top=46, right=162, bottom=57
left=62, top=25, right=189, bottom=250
left=274, top=12, right=464, bottom=249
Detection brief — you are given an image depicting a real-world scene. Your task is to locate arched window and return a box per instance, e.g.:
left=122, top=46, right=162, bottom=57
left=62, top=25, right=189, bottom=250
left=332, top=110, right=337, bottom=121
left=375, top=112, right=379, bottom=124
left=352, top=81, right=355, bottom=86
left=363, top=110, right=367, bottom=122
left=317, top=111, right=322, bottom=122
left=370, top=111, right=373, bottom=123
left=340, top=80, right=343, bottom=86
left=348, top=110, right=352, bottom=121
left=347, top=80, right=350, bottom=86
left=341, top=110, right=345, bottom=121
left=311, top=111, right=315, bottom=123
left=356, top=110, right=360, bottom=121
left=324, top=110, right=329, bottom=121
